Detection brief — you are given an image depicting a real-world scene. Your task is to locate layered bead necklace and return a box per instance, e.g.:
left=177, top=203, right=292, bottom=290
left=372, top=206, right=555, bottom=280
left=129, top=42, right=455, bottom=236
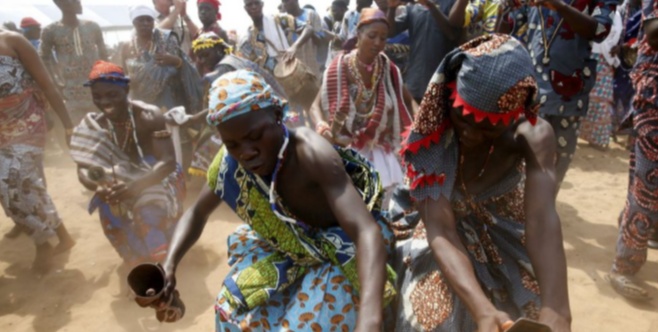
left=106, top=105, right=146, bottom=160
left=266, top=126, right=312, bottom=232
left=347, top=52, right=382, bottom=118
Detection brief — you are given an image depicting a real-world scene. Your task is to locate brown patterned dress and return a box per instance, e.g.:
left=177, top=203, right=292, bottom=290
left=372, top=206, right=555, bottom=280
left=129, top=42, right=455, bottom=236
left=394, top=157, right=541, bottom=331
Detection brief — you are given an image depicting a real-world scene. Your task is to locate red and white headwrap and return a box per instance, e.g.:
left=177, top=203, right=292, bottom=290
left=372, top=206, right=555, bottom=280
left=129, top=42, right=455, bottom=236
left=198, top=0, right=222, bottom=20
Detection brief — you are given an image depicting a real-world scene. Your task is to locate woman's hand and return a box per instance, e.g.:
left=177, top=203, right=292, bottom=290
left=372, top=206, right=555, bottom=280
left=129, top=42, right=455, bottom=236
left=96, top=186, right=112, bottom=203
left=155, top=53, right=182, bottom=67
left=106, top=180, right=145, bottom=204
left=476, top=310, right=513, bottom=332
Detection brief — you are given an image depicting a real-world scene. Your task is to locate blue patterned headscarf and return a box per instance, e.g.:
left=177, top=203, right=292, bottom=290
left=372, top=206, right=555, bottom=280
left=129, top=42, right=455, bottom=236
left=207, top=69, right=289, bottom=126
left=401, top=34, right=539, bottom=202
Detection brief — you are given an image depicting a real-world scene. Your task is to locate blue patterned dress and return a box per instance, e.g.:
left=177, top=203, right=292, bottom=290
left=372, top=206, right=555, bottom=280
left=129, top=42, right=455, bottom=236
left=207, top=145, right=397, bottom=331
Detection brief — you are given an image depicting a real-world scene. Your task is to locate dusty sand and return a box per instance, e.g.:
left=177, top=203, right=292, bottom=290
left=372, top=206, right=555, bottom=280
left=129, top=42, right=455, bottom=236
left=1, top=138, right=657, bottom=332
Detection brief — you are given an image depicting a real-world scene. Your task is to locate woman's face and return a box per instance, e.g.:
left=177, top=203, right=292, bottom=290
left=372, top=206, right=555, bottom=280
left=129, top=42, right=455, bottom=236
left=133, top=16, right=155, bottom=38
left=450, top=106, right=510, bottom=149
left=195, top=47, right=224, bottom=72
left=357, top=22, right=388, bottom=60
left=244, top=0, right=264, bottom=20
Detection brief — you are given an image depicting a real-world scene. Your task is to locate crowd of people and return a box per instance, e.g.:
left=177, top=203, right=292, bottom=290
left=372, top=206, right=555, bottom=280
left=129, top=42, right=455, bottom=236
left=1, top=0, right=657, bottom=331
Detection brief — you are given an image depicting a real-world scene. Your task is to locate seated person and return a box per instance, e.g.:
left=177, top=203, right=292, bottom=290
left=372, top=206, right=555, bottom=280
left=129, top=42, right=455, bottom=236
left=394, top=34, right=571, bottom=332
left=70, top=61, right=186, bottom=267
left=160, top=70, right=397, bottom=331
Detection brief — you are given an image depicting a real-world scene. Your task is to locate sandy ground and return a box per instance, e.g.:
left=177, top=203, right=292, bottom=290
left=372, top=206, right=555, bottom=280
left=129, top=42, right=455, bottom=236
left=1, top=138, right=657, bottom=332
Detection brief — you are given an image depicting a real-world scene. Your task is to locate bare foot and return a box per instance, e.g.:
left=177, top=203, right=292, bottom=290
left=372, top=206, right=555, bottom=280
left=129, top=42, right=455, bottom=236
left=32, top=242, right=54, bottom=274
left=53, top=238, right=76, bottom=255
left=4, top=224, right=34, bottom=239
left=4, top=224, right=25, bottom=239
left=53, top=224, right=76, bottom=255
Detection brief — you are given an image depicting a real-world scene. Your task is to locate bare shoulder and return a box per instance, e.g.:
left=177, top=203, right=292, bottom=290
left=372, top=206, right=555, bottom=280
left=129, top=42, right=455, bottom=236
left=131, top=100, right=166, bottom=131
left=515, top=117, right=556, bottom=167
left=2, top=30, right=27, bottom=45
left=293, top=127, right=344, bottom=180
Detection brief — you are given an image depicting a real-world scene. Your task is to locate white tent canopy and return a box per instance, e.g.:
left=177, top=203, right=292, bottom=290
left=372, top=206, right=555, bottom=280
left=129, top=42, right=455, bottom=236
left=1, top=0, right=155, bottom=30
left=2, top=0, right=342, bottom=46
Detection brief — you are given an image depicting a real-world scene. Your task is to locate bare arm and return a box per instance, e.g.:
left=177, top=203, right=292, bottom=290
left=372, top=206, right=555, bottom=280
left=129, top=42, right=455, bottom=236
left=77, top=166, right=99, bottom=191
left=158, top=0, right=185, bottom=30
left=163, top=185, right=222, bottom=297
left=138, top=110, right=177, bottom=188
left=419, top=0, right=458, bottom=41
left=301, top=134, right=388, bottom=330
left=536, top=0, right=615, bottom=41
left=386, top=1, right=404, bottom=37
left=519, top=119, right=571, bottom=329
left=448, top=0, right=470, bottom=28
left=182, top=15, right=199, bottom=38
left=282, top=25, right=314, bottom=63
left=12, top=32, right=73, bottom=130
left=402, top=85, right=417, bottom=116
left=107, top=108, right=177, bottom=202
left=309, top=89, right=327, bottom=128
left=419, top=197, right=510, bottom=330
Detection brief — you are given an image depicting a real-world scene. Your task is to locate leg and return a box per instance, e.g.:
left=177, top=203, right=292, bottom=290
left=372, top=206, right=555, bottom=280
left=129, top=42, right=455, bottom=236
left=610, top=107, right=658, bottom=301
left=543, top=115, right=582, bottom=188
left=0, top=145, right=66, bottom=271
left=54, top=223, right=76, bottom=254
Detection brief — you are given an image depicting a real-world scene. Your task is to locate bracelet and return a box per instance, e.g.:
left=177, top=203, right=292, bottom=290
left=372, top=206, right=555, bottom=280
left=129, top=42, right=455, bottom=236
left=315, top=121, right=331, bottom=135
left=152, top=130, right=172, bottom=139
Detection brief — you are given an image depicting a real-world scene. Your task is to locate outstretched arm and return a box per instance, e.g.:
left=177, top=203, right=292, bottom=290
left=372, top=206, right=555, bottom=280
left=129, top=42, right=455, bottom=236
left=163, top=186, right=222, bottom=297
left=535, top=0, right=616, bottom=41
left=418, top=0, right=458, bottom=41
left=300, top=134, right=387, bottom=332
left=158, top=0, right=184, bottom=30
left=448, top=0, right=470, bottom=28
left=519, top=119, right=571, bottom=331
left=419, top=197, right=512, bottom=332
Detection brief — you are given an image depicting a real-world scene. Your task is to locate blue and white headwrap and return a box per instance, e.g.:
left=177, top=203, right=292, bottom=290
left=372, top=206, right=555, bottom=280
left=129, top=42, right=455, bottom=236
left=206, top=69, right=288, bottom=126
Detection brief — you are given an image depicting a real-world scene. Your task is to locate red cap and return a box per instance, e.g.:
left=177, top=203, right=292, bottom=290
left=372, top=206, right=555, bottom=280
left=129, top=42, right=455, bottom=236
left=198, top=0, right=222, bottom=20
left=20, top=17, right=40, bottom=28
